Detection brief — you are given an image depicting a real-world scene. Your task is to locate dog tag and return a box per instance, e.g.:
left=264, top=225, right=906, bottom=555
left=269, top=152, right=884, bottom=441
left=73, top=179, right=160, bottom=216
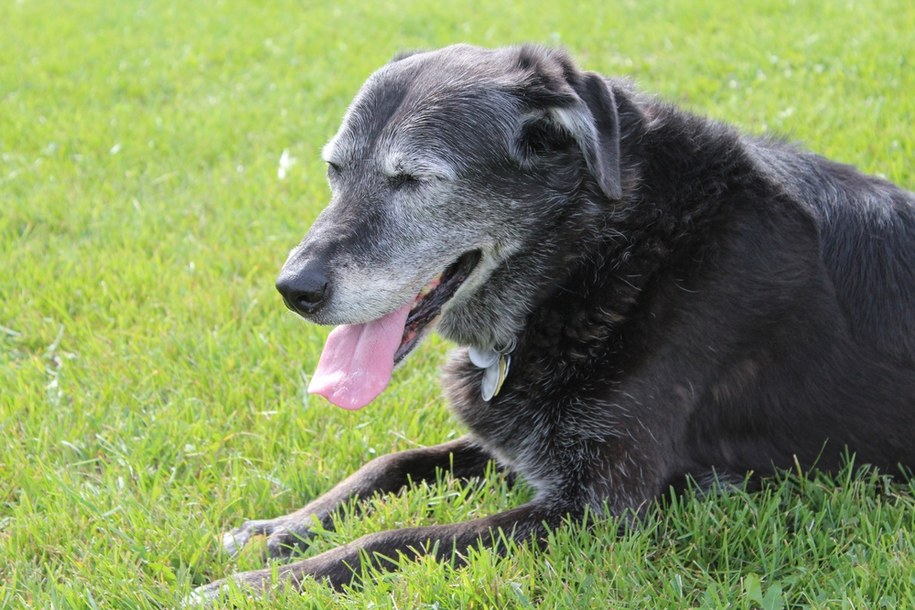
left=495, top=352, right=510, bottom=396
left=470, top=340, right=515, bottom=401
left=480, top=353, right=511, bottom=401
left=469, top=345, right=499, bottom=368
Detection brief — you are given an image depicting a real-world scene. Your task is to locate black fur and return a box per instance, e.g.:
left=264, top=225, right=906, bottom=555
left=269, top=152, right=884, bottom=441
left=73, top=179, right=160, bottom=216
left=189, top=44, right=914, bottom=602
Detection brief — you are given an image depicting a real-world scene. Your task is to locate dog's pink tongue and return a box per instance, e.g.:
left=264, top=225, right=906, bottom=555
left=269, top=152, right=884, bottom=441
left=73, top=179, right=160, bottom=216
left=308, top=303, right=411, bottom=410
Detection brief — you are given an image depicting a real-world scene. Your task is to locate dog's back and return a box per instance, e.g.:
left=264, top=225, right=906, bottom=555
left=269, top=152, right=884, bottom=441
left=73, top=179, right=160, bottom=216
left=699, top=134, right=915, bottom=472
left=751, top=141, right=915, bottom=363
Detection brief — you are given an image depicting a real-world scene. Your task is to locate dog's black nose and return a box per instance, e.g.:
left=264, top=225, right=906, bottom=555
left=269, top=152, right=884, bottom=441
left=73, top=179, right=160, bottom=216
left=276, top=265, right=329, bottom=316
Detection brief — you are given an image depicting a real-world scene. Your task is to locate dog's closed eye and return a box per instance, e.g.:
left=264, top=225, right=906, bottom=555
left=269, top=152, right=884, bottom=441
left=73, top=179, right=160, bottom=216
left=388, top=173, right=421, bottom=189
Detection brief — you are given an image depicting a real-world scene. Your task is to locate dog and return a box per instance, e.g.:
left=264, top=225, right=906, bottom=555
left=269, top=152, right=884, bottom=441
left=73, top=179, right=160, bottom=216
left=189, top=44, right=915, bottom=601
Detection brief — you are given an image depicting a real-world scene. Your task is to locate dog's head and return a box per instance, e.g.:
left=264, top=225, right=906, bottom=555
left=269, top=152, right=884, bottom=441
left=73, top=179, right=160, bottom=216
left=276, top=44, right=624, bottom=409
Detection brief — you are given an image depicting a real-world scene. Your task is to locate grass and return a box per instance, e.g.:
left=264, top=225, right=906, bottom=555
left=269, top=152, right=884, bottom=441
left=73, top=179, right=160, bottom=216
left=1, top=0, right=913, bottom=607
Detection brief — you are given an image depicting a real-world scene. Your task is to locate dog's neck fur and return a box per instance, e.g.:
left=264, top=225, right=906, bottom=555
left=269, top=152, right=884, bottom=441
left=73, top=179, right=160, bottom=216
left=445, top=86, right=759, bottom=401
left=441, top=86, right=770, bottom=492
left=519, top=88, right=749, bottom=349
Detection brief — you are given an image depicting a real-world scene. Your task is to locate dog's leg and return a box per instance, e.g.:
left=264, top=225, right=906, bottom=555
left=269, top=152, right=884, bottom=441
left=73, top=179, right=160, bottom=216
left=190, top=500, right=569, bottom=603
left=223, top=436, right=494, bottom=558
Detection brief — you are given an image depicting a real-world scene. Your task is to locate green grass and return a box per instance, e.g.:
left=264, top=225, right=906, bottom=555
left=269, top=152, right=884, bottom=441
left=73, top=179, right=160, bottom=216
left=1, top=0, right=913, bottom=607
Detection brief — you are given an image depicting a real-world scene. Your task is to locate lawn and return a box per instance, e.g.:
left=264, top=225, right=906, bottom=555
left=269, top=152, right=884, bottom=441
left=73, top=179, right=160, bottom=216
left=1, top=0, right=913, bottom=608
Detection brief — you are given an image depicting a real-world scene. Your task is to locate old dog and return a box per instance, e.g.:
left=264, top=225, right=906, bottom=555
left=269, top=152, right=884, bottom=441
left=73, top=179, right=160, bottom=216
left=191, top=44, right=915, bottom=600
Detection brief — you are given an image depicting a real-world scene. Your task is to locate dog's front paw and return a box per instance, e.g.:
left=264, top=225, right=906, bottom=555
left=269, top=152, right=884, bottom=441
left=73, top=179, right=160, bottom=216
left=181, top=579, right=230, bottom=607
left=182, top=569, right=276, bottom=608
left=184, top=558, right=330, bottom=606
left=223, top=515, right=315, bottom=558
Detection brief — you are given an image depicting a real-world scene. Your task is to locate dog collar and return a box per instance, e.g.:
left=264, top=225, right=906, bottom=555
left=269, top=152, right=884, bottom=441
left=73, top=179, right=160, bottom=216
left=468, top=339, right=516, bottom=401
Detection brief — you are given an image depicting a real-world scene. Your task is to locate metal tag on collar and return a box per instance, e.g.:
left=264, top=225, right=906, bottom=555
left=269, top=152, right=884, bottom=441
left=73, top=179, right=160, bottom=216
left=469, top=345, right=499, bottom=368
left=473, top=339, right=515, bottom=401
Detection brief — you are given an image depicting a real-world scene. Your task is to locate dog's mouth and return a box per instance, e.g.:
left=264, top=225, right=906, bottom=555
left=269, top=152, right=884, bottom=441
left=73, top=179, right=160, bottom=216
left=395, top=249, right=481, bottom=364
left=307, top=250, right=481, bottom=411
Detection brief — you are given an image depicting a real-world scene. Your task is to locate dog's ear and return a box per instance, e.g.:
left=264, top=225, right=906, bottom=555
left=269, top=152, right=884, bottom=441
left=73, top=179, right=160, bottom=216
left=389, top=49, right=423, bottom=63
left=566, top=72, right=623, bottom=201
left=510, top=51, right=623, bottom=201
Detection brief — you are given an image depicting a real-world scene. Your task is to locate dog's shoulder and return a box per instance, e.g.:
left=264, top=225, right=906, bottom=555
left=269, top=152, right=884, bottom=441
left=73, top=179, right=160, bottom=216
left=743, top=135, right=915, bottom=364
left=617, top=91, right=914, bottom=366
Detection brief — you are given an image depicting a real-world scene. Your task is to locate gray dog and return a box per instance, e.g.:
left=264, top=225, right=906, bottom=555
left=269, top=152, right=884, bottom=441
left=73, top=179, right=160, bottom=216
left=189, top=44, right=915, bottom=601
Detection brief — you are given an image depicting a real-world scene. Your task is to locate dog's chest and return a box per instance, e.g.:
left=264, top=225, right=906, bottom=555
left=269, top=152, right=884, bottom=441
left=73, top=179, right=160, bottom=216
left=441, top=311, right=626, bottom=492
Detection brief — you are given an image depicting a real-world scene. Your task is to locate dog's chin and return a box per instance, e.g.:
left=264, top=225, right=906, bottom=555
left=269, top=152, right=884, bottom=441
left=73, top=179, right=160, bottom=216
left=392, top=249, right=482, bottom=365
left=437, top=293, right=514, bottom=349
